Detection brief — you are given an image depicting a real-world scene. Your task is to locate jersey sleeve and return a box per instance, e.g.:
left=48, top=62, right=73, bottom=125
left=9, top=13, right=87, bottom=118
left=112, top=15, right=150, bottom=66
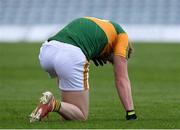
left=113, top=33, right=129, bottom=58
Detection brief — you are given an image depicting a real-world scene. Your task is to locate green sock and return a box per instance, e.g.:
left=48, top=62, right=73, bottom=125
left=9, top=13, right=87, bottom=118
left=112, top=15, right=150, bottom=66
left=53, top=100, right=61, bottom=113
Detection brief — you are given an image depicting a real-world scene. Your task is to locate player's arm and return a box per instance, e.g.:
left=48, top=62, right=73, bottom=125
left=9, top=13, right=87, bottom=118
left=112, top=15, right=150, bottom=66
left=113, top=55, right=137, bottom=120
left=113, top=33, right=137, bottom=120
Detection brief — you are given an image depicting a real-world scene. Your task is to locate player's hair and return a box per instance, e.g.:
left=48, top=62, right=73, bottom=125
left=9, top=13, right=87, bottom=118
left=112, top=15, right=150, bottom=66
left=128, top=42, right=134, bottom=59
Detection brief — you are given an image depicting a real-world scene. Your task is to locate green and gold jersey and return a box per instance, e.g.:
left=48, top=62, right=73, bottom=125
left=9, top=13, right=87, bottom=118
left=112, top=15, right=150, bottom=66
left=48, top=17, right=129, bottom=60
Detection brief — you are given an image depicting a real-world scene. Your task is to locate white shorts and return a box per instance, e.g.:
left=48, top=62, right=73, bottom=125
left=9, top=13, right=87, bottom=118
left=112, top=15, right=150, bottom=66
left=39, top=40, right=89, bottom=91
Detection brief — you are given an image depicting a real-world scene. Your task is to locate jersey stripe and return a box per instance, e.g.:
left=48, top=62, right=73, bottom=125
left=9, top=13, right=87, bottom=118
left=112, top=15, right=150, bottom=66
left=83, top=61, right=89, bottom=90
left=85, top=17, right=117, bottom=44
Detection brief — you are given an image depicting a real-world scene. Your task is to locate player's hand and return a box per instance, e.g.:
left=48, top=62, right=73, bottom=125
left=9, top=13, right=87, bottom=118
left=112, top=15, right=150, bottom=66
left=126, top=110, right=137, bottom=120
left=92, top=53, right=114, bottom=66
left=92, top=57, right=107, bottom=66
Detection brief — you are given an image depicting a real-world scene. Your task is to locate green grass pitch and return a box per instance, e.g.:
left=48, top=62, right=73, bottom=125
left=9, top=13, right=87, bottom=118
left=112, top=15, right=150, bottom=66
left=0, top=43, right=180, bottom=128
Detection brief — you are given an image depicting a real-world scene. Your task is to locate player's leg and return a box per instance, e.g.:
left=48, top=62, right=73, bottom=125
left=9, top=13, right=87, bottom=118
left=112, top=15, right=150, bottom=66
left=53, top=63, right=89, bottom=120
left=55, top=90, right=89, bottom=120
left=30, top=90, right=89, bottom=121
left=51, top=41, right=90, bottom=120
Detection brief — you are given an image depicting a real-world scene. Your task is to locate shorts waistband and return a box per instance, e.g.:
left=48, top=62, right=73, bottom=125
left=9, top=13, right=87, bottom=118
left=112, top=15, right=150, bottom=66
left=43, top=40, right=82, bottom=52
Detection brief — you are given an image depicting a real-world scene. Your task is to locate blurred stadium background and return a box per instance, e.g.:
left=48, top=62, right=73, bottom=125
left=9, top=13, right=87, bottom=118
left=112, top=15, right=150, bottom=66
left=0, top=0, right=180, bottom=129
left=0, top=0, right=180, bottom=42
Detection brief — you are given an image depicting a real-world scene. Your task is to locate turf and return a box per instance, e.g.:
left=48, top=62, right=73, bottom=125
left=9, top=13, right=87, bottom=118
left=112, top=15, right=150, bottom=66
left=0, top=43, right=180, bottom=128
